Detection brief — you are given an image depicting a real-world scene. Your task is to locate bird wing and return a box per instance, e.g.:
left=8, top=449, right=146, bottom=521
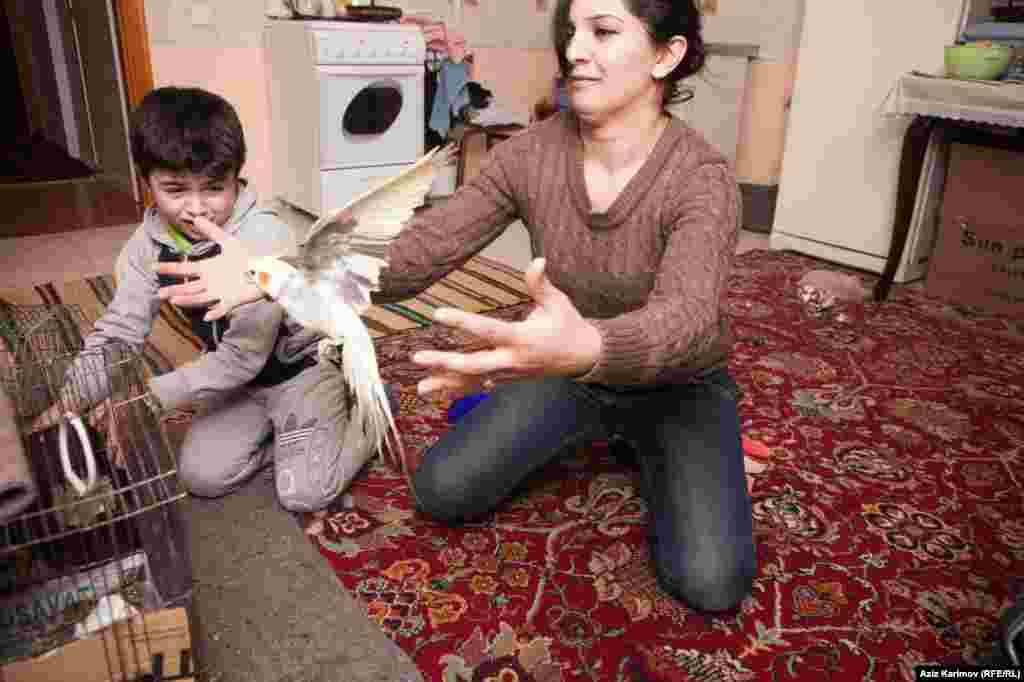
left=301, top=145, right=447, bottom=254
left=169, top=148, right=450, bottom=320
left=245, top=148, right=454, bottom=468
left=294, top=146, right=449, bottom=304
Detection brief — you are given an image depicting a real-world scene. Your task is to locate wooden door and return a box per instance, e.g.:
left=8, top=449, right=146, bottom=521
left=67, top=0, right=133, bottom=191
left=58, top=0, right=154, bottom=200
left=0, top=0, right=29, bottom=144
left=0, top=0, right=151, bottom=239
left=114, top=0, right=153, bottom=110
left=114, top=0, right=153, bottom=203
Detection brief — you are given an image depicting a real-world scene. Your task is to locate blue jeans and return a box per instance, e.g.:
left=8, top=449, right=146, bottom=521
left=411, top=368, right=757, bottom=613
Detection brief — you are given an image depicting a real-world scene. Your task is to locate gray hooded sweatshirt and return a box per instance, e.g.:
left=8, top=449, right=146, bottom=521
left=71, top=182, right=323, bottom=411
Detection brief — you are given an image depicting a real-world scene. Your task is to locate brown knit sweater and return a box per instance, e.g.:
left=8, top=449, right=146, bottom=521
left=375, top=112, right=741, bottom=388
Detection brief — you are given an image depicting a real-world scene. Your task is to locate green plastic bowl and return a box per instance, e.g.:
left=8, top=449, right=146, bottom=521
left=945, top=43, right=1013, bottom=80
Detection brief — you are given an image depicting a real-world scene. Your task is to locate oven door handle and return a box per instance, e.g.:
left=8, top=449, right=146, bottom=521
left=317, top=64, right=424, bottom=78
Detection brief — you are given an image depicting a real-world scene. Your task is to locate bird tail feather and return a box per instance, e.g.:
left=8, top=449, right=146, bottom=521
left=336, top=306, right=405, bottom=475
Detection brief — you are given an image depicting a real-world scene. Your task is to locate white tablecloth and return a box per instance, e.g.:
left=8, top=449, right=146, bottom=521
left=883, top=73, right=1024, bottom=128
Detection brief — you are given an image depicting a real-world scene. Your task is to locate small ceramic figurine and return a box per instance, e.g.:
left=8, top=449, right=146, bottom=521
left=265, top=0, right=294, bottom=18
left=293, top=0, right=323, bottom=17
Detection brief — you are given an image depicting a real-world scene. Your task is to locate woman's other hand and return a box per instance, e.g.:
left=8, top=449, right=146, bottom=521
left=413, top=258, right=603, bottom=397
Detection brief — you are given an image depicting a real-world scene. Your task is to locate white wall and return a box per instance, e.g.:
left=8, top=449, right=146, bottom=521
left=143, top=0, right=559, bottom=197
left=144, top=1, right=275, bottom=192
left=460, top=0, right=555, bottom=49
left=702, top=0, right=804, bottom=62
left=142, top=0, right=804, bottom=196
left=144, top=0, right=267, bottom=48
left=403, top=0, right=807, bottom=58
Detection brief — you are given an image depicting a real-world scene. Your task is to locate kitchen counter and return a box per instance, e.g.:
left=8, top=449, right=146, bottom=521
left=706, top=42, right=760, bottom=59
left=667, top=42, right=759, bottom=164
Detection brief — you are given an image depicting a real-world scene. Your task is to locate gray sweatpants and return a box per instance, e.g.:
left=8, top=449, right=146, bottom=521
left=176, top=362, right=374, bottom=512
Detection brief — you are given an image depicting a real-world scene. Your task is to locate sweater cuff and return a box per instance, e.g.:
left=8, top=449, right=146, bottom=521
left=576, top=318, right=654, bottom=387
left=148, top=371, right=191, bottom=411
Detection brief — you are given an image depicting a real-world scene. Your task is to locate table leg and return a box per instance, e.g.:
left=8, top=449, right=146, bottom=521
left=873, top=116, right=938, bottom=301
left=455, top=127, right=485, bottom=189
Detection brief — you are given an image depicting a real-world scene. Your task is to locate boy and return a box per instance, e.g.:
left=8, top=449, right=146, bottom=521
left=34, top=86, right=380, bottom=512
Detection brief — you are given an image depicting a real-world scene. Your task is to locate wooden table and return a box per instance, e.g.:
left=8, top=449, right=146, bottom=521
left=874, top=73, right=1024, bottom=301
left=455, top=122, right=527, bottom=188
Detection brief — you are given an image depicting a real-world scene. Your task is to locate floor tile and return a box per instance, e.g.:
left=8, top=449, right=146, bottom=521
left=78, top=223, right=139, bottom=277
left=737, top=230, right=770, bottom=254
left=0, top=233, right=98, bottom=289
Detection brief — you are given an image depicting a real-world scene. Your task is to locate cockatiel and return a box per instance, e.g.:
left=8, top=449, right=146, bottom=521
left=205, top=147, right=449, bottom=473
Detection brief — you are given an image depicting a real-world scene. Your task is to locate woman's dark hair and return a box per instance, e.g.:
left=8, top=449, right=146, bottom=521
left=552, top=0, right=707, bottom=108
left=130, top=86, right=246, bottom=181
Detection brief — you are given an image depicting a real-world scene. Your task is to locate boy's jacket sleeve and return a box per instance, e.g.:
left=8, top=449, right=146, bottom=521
left=148, top=298, right=284, bottom=410
left=149, top=211, right=293, bottom=410
left=62, top=228, right=164, bottom=408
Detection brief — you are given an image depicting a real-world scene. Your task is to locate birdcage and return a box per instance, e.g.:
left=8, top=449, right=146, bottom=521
left=0, top=304, right=193, bottom=680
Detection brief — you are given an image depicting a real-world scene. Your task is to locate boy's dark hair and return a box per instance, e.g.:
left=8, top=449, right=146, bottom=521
left=552, top=0, right=706, bottom=109
left=130, top=86, right=246, bottom=181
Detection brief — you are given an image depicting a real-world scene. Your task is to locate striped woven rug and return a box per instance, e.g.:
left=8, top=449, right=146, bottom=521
left=0, top=256, right=529, bottom=377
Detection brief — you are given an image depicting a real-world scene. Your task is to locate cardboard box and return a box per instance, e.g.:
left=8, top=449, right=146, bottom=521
left=0, top=553, right=158, bottom=665
left=0, top=607, right=192, bottom=681
left=926, top=142, right=1024, bottom=317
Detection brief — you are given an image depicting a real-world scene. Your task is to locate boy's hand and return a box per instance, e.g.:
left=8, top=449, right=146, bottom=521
left=29, top=402, right=65, bottom=434
left=28, top=382, right=81, bottom=433
left=28, top=400, right=123, bottom=466
left=155, top=217, right=268, bottom=321
left=29, top=392, right=103, bottom=433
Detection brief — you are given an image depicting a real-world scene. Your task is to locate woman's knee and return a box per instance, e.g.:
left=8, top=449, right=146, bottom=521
left=410, top=452, right=489, bottom=523
left=652, top=544, right=757, bottom=613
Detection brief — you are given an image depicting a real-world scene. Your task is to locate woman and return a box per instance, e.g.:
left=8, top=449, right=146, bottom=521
left=159, top=0, right=755, bottom=613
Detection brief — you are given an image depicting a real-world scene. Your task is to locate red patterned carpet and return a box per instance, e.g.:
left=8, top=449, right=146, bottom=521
left=298, top=249, right=1024, bottom=681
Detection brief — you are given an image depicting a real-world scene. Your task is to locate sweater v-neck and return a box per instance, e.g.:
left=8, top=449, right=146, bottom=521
left=566, top=113, right=683, bottom=231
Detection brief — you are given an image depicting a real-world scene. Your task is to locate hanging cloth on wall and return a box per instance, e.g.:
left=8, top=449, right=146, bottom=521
left=428, top=59, right=471, bottom=140
left=424, top=63, right=445, bottom=149
left=401, top=17, right=469, bottom=63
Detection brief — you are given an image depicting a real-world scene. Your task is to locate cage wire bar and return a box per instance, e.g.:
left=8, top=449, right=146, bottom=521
left=0, top=304, right=192, bottom=680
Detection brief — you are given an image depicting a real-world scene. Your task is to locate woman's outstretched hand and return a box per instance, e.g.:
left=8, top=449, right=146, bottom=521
left=413, top=258, right=603, bottom=398
left=154, top=216, right=266, bottom=321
